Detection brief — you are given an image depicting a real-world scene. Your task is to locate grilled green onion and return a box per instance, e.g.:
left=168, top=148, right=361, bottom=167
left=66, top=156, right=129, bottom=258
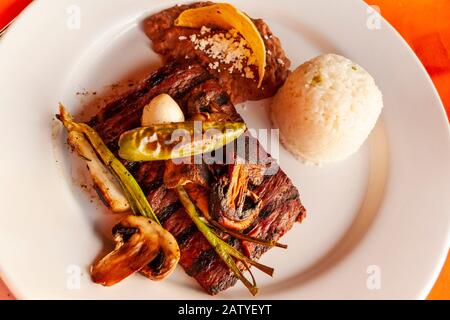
left=207, top=220, right=288, bottom=249
left=57, top=104, right=159, bottom=224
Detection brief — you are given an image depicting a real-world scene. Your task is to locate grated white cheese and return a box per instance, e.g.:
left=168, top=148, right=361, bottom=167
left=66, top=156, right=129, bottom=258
left=187, top=26, right=257, bottom=79
left=200, top=26, right=211, bottom=35
left=208, top=61, right=220, bottom=70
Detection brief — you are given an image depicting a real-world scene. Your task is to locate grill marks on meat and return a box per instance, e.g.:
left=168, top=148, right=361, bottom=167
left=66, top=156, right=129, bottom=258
left=89, top=62, right=210, bottom=151
left=90, top=61, right=306, bottom=295
left=243, top=173, right=306, bottom=258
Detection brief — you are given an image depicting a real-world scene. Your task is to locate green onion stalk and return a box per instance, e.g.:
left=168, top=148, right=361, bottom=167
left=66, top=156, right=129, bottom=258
left=207, top=219, right=288, bottom=249
left=176, top=186, right=274, bottom=296
left=57, top=104, right=159, bottom=224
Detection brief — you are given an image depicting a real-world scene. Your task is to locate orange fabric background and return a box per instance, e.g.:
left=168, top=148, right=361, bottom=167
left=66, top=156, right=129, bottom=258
left=0, top=0, right=449, bottom=300
left=0, top=0, right=31, bottom=30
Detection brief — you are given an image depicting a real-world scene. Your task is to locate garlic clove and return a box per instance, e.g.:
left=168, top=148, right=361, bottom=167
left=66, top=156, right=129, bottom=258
left=141, top=94, right=185, bottom=127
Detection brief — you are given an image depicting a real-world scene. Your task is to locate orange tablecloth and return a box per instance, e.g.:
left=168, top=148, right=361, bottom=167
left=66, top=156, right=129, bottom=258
left=0, top=0, right=449, bottom=300
left=0, top=0, right=31, bottom=31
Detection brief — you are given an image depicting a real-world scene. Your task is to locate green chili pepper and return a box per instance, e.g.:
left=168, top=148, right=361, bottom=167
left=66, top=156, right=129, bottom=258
left=175, top=186, right=274, bottom=296
left=118, top=122, right=246, bottom=162
left=57, top=104, right=160, bottom=224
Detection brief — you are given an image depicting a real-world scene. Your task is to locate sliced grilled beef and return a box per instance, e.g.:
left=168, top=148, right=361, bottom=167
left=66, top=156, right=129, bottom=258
left=89, top=61, right=210, bottom=152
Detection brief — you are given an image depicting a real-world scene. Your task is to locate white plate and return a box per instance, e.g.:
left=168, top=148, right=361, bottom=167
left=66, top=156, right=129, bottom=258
left=0, top=0, right=449, bottom=300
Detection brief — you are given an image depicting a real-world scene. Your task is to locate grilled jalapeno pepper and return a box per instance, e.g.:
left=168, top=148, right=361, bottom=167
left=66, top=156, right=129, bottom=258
left=118, top=121, right=246, bottom=162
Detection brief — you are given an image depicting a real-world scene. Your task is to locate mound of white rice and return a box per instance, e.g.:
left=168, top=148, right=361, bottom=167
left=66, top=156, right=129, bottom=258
left=271, top=54, right=383, bottom=164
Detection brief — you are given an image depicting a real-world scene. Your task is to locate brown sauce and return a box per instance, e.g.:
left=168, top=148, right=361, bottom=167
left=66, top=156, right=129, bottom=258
left=143, top=2, right=291, bottom=103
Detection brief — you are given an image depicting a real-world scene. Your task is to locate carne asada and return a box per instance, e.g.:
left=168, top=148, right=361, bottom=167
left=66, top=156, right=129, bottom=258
left=86, top=61, right=306, bottom=295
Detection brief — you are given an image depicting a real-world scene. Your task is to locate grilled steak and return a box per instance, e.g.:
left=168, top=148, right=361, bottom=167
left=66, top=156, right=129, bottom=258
left=88, top=62, right=211, bottom=152
left=90, top=61, right=306, bottom=295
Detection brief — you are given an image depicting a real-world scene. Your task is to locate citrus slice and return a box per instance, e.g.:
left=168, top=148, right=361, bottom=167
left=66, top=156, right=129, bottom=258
left=175, top=3, right=266, bottom=88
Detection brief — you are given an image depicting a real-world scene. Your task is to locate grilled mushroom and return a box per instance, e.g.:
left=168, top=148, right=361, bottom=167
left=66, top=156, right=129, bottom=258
left=91, top=215, right=180, bottom=286
left=210, top=164, right=262, bottom=231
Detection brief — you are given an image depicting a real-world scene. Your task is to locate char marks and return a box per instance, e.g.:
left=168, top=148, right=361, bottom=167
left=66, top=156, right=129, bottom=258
left=89, top=61, right=306, bottom=295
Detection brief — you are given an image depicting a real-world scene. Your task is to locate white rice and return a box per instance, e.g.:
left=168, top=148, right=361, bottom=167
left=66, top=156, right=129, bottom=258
left=270, top=54, right=383, bottom=164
